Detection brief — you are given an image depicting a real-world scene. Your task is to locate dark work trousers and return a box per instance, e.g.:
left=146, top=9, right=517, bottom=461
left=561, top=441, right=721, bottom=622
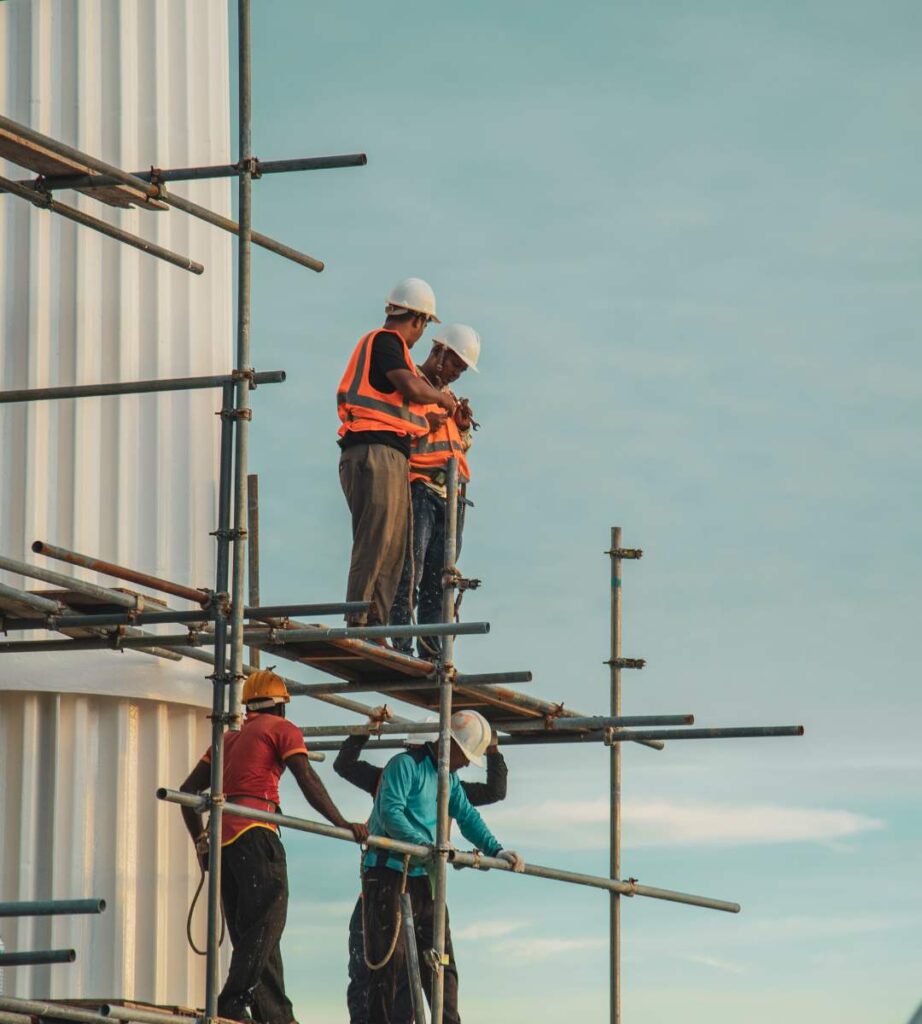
left=390, top=481, right=464, bottom=658
left=218, top=828, right=294, bottom=1024
left=363, top=865, right=460, bottom=1024
left=347, top=895, right=371, bottom=1024
left=339, top=443, right=411, bottom=627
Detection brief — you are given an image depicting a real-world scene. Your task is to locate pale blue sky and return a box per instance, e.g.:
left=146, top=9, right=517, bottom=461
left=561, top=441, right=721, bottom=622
left=222, top=2, right=922, bottom=1021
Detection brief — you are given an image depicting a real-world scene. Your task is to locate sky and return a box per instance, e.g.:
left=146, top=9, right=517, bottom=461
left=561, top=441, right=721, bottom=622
left=220, top=1, right=922, bottom=1021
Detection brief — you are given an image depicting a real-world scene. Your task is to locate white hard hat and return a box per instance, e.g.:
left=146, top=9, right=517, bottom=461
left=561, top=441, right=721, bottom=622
left=432, top=323, right=481, bottom=373
left=450, top=709, right=492, bottom=768
left=386, top=277, right=440, bottom=323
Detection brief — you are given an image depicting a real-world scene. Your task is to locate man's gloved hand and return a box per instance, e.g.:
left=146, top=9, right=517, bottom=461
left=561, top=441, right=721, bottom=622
left=497, top=849, right=526, bottom=873
left=194, top=832, right=210, bottom=873
left=347, top=822, right=369, bottom=843
left=368, top=705, right=393, bottom=724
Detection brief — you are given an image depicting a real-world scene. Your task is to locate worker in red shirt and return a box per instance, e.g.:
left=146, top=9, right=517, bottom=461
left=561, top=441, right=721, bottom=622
left=179, top=669, right=368, bottom=1024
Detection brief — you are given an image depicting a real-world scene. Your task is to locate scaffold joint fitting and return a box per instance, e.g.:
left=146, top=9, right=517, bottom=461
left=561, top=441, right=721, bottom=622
left=605, top=657, right=646, bottom=669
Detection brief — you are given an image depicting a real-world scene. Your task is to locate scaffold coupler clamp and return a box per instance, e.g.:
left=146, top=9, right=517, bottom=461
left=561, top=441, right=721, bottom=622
left=236, top=156, right=262, bottom=180
left=624, top=877, right=639, bottom=897
left=604, top=656, right=646, bottom=670
left=603, top=727, right=617, bottom=747
left=424, top=948, right=450, bottom=974
left=232, top=366, right=259, bottom=390
left=605, top=546, right=644, bottom=559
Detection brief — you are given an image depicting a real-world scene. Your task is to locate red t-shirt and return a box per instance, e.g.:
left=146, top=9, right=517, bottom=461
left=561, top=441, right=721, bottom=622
left=202, top=712, right=308, bottom=846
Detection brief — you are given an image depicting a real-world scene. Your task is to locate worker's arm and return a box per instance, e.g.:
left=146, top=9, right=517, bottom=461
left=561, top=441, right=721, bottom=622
left=448, top=775, right=503, bottom=856
left=286, top=753, right=368, bottom=842
left=386, top=368, right=457, bottom=413
left=460, top=748, right=508, bottom=807
left=333, top=734, right=383, bottom=797
left=179, top=759, right=212, bottom=870
left=376, top=753, right=432, bottom=846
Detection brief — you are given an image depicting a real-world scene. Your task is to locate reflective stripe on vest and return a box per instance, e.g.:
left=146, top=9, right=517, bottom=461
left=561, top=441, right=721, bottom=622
left=410, top=408, right=470, bottom=482
left=337, top=330, right=429, bottom=436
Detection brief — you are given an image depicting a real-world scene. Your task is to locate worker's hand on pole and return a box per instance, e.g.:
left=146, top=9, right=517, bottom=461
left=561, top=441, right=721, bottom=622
left=347, top=822, right=369, bottom=843
left=497, top=849, right=526, bottom=872
left=369, top=704, right=393, bottom=724
left=194, top=832, right=210, bottom=873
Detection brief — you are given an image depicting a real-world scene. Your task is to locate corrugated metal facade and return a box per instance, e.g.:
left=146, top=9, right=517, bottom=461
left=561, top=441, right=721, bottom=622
left=0, top=0, right=233, bottom=1004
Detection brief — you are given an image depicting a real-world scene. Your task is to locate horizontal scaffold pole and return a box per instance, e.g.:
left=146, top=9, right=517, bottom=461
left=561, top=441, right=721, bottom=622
left=494, top=714, right=695, bottom=733
left=298, top=713, right=694, bottom=739
left=0, top=370, right=285, bottom=406
left=0, top=173, right=203, bottom=274
left=23, top=152, right=368, bottom=191
left=0, top=601, right=371, bottom=632
left=158, top=789, right=740, bottom=914
left=0, top=114, right=324, bottom=273
left=305, top=724, right=804, bottom=752
left=0, top=898, right=106, bottom=917
left=286, top=676, right=533, bottom=697
left=0, top=999, right=107, bottom=1024
left=0, top=621, right=490, bottom=655
left=0, top=948, right=75, bottom=966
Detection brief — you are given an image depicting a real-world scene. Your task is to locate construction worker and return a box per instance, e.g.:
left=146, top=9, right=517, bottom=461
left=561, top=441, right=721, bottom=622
left=360, top=709, right=524, bottom=1024
left=333, top=706, right=508, bottom=1024
left=337, top=278, right=458, bottom=634
left=178, top=669, right=368, bottom=1024
left=389, top=324, right=481, bottom=658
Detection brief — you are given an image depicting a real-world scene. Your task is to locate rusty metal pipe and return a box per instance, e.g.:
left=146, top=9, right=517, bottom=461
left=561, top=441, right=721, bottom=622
left=0, top=174, right=203, bottom=274
left=32, top=540, right=211, bottom=605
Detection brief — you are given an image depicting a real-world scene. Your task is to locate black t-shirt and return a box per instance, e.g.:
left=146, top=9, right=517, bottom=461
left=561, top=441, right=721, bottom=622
left=339, top=331, right=414, bottom=458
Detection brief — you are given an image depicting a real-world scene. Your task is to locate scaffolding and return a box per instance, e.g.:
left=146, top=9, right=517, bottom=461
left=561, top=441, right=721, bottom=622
left=0, top=3, right=805, bottom=1023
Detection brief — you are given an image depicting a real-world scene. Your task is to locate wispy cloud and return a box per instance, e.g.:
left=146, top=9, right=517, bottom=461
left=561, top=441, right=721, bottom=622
left=453, top=919, right=529, bottom=941
left=495, top=936, right=607, bottom=964
left=486, top=799, right=884, bottom=849
left=683, top=954, right=747, bottom=976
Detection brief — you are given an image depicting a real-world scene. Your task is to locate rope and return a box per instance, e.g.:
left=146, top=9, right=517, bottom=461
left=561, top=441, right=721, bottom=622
left=186, top=851, right=226, bottom=956
left=361, top=853, right=411, bottom=971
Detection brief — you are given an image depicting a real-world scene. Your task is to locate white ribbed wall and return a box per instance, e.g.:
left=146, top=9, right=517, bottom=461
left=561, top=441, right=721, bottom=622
left=0, top=0, right=232, bottom=1005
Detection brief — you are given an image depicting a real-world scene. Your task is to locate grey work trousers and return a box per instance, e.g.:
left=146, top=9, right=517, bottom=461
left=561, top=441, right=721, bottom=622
left=339, top=442, right=411, bottom=626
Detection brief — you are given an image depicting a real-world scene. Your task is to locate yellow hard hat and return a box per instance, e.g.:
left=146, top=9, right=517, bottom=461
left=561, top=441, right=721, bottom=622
left=241, top=668, right=290, bottom=709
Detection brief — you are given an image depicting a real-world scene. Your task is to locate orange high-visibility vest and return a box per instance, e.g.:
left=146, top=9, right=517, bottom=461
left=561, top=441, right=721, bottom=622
left=409, top=404, right=471, bottom=484
left=337, top=329, right=430, bottom=439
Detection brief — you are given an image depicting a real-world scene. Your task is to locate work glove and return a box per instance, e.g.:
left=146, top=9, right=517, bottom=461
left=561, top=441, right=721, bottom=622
left=497, top=849, right=526, bottom=873
left=368, top=705, right=393, bottom=724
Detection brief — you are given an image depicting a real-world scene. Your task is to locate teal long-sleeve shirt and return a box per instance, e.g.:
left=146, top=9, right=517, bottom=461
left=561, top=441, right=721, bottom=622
left=364, top=745, right=504, bottom=876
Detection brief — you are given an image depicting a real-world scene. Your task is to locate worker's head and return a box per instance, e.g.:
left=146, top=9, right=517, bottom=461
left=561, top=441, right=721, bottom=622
left=242, top=668, right=290, bottom=715
left=428, top=324, right=481, bottom=385
left=448, top=709, right=491, bottom=769
left=384, top=277, right=439, bottom=346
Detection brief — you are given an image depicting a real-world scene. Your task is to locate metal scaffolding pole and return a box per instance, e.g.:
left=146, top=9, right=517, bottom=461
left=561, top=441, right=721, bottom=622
left=0, top=114, right=324, bottom=273
left=430, top=458, right=459, bottom=1024
left=0, top=898, right=105, bottom=917
left=20, top=152, right=368, bottom=192
left=0, top=173, right=203, bottom=274
left=247, top=475, right=261, bottom=668
left=0, top=370, right=285, bottom=406
left=159, top=790, right=741, bottom=913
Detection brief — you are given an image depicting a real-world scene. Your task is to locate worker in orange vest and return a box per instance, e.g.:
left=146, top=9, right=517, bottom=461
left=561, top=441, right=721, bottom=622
left=337, top=279, right=457, bottom=634
left=389, top=324, right=480, bottom=658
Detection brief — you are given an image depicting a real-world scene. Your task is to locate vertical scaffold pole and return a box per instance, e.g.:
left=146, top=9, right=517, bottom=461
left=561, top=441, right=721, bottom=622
left=430, top=457, right=459, bottom=1024
left=204, top=382, right=237, bottom=1018
left=247, top=475, right=260, bottom=669
left=228, top=0, right=254, bottom=730
left=609, top=526, right=622, bottom=1024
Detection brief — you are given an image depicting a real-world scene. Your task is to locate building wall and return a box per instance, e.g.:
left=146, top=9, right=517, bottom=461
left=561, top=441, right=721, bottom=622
left=0, top=0, right=232, bottom=1004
